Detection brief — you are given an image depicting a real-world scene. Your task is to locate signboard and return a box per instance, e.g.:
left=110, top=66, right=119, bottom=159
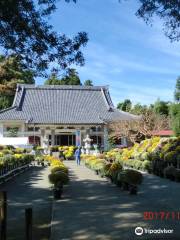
left=76, top=130, right=81, bottom=146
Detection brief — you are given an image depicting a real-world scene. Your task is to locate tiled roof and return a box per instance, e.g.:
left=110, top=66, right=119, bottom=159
left=0, top=84, right=138, bottom=124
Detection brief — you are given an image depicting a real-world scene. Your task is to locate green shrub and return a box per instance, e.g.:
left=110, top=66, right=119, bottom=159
left=50, top=146, right=59, bottom=152
left=14, top=148, right=25, bottom=154
left=2, top=149, right=13, bottom=155
left=118, top=169, right=143, bottom=185
left=142, top=160, right=152, bottom=172
left=103, top=163, right=112, bottom=177
left=23, top=154, right=34, bottom=163
left=2, top=155, right=16, bottom=164
left=108, top=162, right=123, bottom=182
left=51, top=166, right=68, bottom=174
left=134, top=160, right=143, bottom=170
left=175, top=170, right=180, bottom=182
left=148, top=152, right=160, bottom=161
left=140, top=152, right=150, bottom=161
left=175, top=146, right=180, bottom=153
left=48, top=171, right=69, bottom=185
left=164, top=166, right=176, bottom=179
left=35, top=156, right=44, bottom=162
left=164, top=151, right=177, bottom=165
left=5, top=145, right=15, bottom=150
left=126, top=159, right=135, bottom=168
left=93, top=161, right=106, bottom=171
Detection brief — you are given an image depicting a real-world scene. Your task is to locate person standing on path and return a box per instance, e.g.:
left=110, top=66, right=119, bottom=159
left=75, top=146, right=81, bottom=165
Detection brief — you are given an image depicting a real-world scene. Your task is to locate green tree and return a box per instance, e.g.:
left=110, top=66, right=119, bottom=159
left=44, top=68, right=82, bottom=85
left=0, top=0, right=88, bottom=74
left=169, top=79, right=180, bottom=136
left=153, top=99, right=169, bottom=116
left=117, top=99, right=132, bottom=112
left=170, top=103, right=180, bottom=136
left=174, top=77, right=180, bottom=102
left=0, top=55, right=34, bottom=110
left=44, top=73, right=61, bottom=85
left=130, top=103, right=147, bottom=115
left=136, top=0, right=180, bottom=41
left=84, top=80, right=93, bottom=86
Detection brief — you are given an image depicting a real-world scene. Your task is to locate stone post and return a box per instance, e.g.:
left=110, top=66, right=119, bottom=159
left=40, top=129, right=45, bottom=147
left=21, top=123, right=25, bottom=137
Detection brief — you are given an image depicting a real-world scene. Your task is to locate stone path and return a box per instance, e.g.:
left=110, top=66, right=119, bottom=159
left=0, top=166, right=52, bottom=240
left=51, top=161, right=180, bottom=240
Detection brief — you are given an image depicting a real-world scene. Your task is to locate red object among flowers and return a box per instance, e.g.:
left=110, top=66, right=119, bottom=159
left=151, top=130, right=174, bottom=136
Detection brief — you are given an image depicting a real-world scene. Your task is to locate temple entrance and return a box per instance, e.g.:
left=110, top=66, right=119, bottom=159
left=54, top=134, right=76, bottom=146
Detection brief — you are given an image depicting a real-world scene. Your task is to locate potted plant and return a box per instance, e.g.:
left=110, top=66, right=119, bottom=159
left=53, top=181, right=63, bottom=199
left=164, top=166, right=176, bottom=181
left=48, top=170, right=69, bottom=199
left=119, top=169, right=143, bottom=194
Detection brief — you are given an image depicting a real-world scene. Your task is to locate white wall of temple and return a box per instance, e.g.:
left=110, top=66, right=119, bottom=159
left=0, top=123, right=3, bottom=137
left=0, top=121, right=25, bottom=137
left=33, top=124, right=106, bottom=147
left=0, top=122, right=108, bottom=149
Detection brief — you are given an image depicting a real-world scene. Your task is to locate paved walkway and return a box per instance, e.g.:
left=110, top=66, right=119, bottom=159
left=0, top=166, right=52, bottom=240
left=51, top=161, right=180, bottom=240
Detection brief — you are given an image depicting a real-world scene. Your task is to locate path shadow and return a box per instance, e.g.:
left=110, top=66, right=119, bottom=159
left=51, top=168, right=180, bottom=240
left=0, top=166, right=52, bottom=240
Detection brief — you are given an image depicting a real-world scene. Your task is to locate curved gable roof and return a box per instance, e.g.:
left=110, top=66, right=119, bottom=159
left=0, top=84, right=138, bottom=124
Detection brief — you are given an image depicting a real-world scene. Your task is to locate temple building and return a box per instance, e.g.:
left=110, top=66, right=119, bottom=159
left=0, top=84, right=137, bottom=150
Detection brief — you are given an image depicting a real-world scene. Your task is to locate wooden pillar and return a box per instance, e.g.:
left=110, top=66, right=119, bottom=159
left=25, top=208, right=32, bottom=240
left=0, top=191, right=7, bottom=240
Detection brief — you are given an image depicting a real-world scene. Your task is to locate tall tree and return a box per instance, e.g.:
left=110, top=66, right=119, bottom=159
left=153, top=99, right=169, bottom=116
left=170, top=103, right=180, bottom=136
left=130, top=103, right=148, bottom=115
left=174, top=77, right=180, bottom=102
left=44, top=73, right=60, bottom=85
left=0, top=0, right=88, bottom=75
left=44, top=68, right=82, bottom=85
left=0, top=55, right=34, bottom=110
left=136, top=0, right=180, bottom=41
left=169, top=78, right=180, bottom=136
left=84, top=80, right=93, bottom=86
left=117, top=99, right=132, bottom=112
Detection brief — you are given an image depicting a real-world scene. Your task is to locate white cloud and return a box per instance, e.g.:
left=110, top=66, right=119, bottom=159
left=110, top=81, right=173, bottom=105
left=82, top=42, right=180, bottom=75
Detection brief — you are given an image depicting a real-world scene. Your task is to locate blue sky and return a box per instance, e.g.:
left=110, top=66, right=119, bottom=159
left=37, top=0, right=180, bottom=106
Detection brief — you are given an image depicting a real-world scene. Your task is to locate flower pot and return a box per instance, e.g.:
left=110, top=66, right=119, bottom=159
left=129, top=185, right=137, bottom=195
left=117, top=181, right=122, bottom=188
left=122, top=182, right=129, bottom=191
left=108, top=176, right=113, bottom=183
left=53, top=188, right=63, bottom=199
